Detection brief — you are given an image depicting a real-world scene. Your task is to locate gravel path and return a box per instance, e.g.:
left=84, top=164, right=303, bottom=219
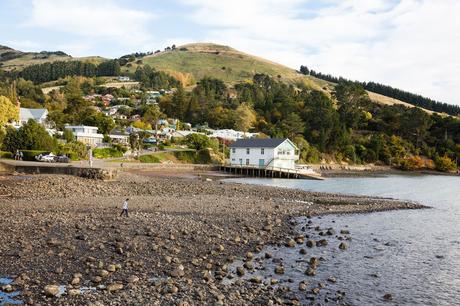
left=0, top=173, right=424, bottom=305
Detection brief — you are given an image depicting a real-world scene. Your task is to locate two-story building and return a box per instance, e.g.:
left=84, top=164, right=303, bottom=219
left=229, top=138, right=299, bottom=170
left=64, top=125, right=104, bottom=146
left=16, top=107, right=49, bottom=127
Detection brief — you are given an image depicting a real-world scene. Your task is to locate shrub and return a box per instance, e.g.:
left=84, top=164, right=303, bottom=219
left=21, top=150, right=50, bottom=161
left=58, top=141, right=87, bottom=160
left=0, top=151, right=13, bottom=159
left=434, top=155, right=457, bottom=172
left=138, top=154, right=161, bottom=163
left=92, top=147, right=124, bottom=159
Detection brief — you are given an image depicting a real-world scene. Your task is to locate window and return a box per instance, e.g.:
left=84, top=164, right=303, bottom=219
left=261, top=148, right=264, bottom=155
left=246, top=148, right=250, bottom=154
left=231, top=158, right=235, bottom=161
left=232, top=148, right=235, bottom=154
left=239, top=159, right=243, bottom=165
left=246, top=159, right=250, bottom=165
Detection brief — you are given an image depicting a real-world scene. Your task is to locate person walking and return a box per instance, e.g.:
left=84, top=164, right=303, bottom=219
left=120, top=198, right=129, bottom=217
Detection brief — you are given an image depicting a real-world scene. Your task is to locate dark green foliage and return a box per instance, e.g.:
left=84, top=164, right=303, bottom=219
left=0, top=151, right=13, bottom=159
left=184, top=134, right=219, bottom=151
left=92, top=147, right=124, bottom=159
left=20, top=150, right=50, bottom=161
left=96, top=60, right=120, bottom=76
left=133, top=65, right=179, bottom=89
left=2, top=121, right=56, bottom=153
left=309, top=70, right=460, bottom=116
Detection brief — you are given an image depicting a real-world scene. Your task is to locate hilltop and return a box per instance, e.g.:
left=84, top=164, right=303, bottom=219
left=0, top=45, right=105, bottom=72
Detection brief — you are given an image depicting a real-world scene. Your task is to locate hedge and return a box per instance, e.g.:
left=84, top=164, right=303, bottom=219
left=92, top=147, right=124, bottom=159
left=21, top=150, right=50, bottom=161
left=0, top=151, right=13, bottom=159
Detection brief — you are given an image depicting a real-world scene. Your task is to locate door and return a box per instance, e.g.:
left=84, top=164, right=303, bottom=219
left=259, top=159, right=265, bottom=168
left=239, top=158, right=243, bottom=165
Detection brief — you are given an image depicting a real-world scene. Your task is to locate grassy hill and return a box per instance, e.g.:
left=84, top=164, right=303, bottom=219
left=0, top=42, right=451, bottom=116
left=124, top=43, right=447, bottom=115
left=0, top=45, right=105, bottom=72
left=125, top=43, right=326, bottom=91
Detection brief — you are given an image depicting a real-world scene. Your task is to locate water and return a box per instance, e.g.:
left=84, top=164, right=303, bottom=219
left=225, top=175, right=460, bottom=305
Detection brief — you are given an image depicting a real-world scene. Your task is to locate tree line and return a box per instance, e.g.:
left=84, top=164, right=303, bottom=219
left=300, top=67, right=460, bottom=116
left=8, top=60, right=121, bottom=84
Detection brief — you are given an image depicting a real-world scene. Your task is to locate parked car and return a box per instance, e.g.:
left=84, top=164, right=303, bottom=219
left=35, top=152, right=56, bottom=162
left=55, top=155, right=70, bottom=163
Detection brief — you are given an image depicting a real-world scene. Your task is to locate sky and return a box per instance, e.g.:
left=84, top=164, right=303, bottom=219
left=1, top=0, right=459, bottom=105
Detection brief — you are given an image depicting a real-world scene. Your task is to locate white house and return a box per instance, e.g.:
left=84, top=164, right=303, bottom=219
left=16, top=107, right=48, bottom=127
left=229, top=138, right=299, bottom=169
left=207, top=128, right=259, bottom=141
left=64, top=125, right=104, bottom=146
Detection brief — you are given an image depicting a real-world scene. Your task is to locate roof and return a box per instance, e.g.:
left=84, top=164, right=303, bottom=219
left=20, top=108, right=48, bottom=121
left=229, top=138, right=292, bottom=148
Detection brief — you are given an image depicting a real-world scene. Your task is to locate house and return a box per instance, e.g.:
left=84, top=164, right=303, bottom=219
left=64, top=125, right=104, bottom=146
left=16, top=107, right=49, bottom=127
left=118, top=76, right=130, bottom=82
left=229, top=138, right=299, bottom=169
left=207, top=129, right=258, bottom=141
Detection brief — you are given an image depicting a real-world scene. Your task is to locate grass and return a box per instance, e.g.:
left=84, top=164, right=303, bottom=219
left=123, top=43, right=324, bottom=90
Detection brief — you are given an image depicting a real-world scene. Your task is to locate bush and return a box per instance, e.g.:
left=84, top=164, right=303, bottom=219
left=92, top=147, right=124, bottom=159
left=184, top=134, right=218, bottom=151
left=0, top=151, right=13, bottom=159
left=21, top=150, right=50, bottom=161
left=434, top=155, right=457, bottom=172
left=138, top=154, right=161, bottom=163
left=57, top=141, right=87, bottom=161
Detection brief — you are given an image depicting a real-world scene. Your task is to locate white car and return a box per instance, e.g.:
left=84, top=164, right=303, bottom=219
left=35, top=152, right=56, bottom=162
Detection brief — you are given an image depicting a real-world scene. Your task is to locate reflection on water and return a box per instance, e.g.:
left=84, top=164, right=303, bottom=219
left=225, top=175, right=460, bottom=305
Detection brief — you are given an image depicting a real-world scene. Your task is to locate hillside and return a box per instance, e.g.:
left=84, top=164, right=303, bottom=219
left=0, top=42, right=452, bottom=116
left=124, top=43, right=449, bottom=115
left=124, top=43, right=326, bottom=90
left=0, top=45, right=105, bottom=72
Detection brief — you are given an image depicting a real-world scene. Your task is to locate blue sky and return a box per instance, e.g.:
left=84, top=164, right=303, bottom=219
left=1, top=0, right=459, bottom=105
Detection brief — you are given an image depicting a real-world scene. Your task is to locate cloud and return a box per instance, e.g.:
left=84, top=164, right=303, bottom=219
left=28, top=0, right=156, bottom=46
left=180, top=0, right=460, bottom=105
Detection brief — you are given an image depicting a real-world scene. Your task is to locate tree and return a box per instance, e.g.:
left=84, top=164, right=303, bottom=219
left=299, top=65, right=309, bottom=75
left=0, top=96, right=18, bottom=127
left=142, top=105, right=163, bottom=128
left=63, top=129, right=75, bottom=143
left=3, top=120, right=56, bottom=152
left=434, top=155, right=457, bottom=172
left=234, top=104, right=257, bottom=133
left=279, top=113, right=305, bottom=139
left=184, top=134, right=218, bottom=151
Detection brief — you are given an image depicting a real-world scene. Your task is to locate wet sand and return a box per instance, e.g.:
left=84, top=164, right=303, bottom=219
left=0, top=172, right=425, bottom=305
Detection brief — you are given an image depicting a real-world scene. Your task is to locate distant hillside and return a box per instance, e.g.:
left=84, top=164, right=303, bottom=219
left=0, top=45, right=105, bottom=72
left=0, top=42, right=455, bottom=116
left=124, top=43, right=325, bottom=90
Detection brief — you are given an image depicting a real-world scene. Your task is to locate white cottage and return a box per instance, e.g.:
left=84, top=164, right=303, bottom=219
left=16, top=107, right=49, bottom=127
left=64, top=125, right=104, bottom=146
left=229, top=138, right=299, bottom=170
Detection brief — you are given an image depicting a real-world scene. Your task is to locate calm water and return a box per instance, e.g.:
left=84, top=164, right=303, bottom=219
left=225, top=175, right=460, bottom=305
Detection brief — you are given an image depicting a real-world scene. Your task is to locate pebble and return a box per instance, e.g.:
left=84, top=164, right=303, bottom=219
left=44, top=285, right=60, bottom=297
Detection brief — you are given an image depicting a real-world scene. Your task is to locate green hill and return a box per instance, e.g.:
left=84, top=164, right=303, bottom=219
left=0, top=45, right=105, bottom=72
left=125, top=43, right=328, bottom=90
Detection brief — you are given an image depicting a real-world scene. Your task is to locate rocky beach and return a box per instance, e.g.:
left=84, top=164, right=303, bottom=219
left=0, top=172, right=425, bottom=306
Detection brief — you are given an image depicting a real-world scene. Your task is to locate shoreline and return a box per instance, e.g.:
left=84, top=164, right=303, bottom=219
left=0, top=172, right=426, bottom=305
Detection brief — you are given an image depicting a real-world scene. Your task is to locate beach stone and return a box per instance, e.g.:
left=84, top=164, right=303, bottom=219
left=339, top=242, right=348, bottom=250
left=243, top=262, right=253, bottom=270
left=127, top=275, right=140, bottom=283
left=107, top=264, right=116, bottom=272
left=246, top=252, right=254, bottom=260
left=2, top=284, right=13, bottom=293
left=71, top=277, right=80, bottom=285
left=274, top=265, right=285, bottom=274
left=298, top=281, right=308, bottom=291
left=170, top=267, right=185, bottom=278
left=299, top=248, right=307, bottom=255
left=44, top=285, right=60, bottom=297
left=318, top=239, right=328, bottom=246
left=306, top=240, right=315, bottom=248
left=286, top=239, right=296, bottom=247
left=98, top=270, right=109, bottom=277
left=106, top=283, right=123, bottom=292
left=383, top=293, right=393, bottom=300
left=327, top=276, right=337, bottom=283
left=92, top=276, right=102, bottom=284
left=236, top=267, right=245, bottom=276
left=250, top=276, right=262, bottom=284
left=309, top=257, right=319, bottom=267
left=340, top=230, right=350, bottom=235
left=68, top=289, right=81, bottom=296
left=305, top=268, right=316, bottom=276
